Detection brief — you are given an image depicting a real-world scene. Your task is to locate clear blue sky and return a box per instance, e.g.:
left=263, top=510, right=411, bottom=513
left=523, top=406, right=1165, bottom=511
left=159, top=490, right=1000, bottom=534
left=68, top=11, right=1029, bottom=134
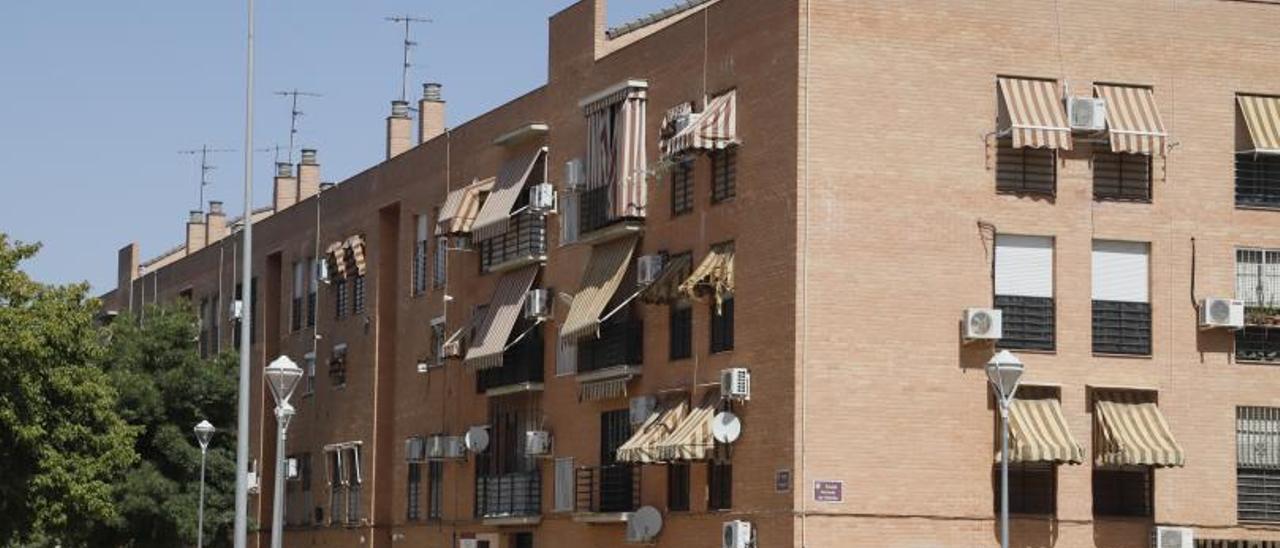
left=0, top=0, right=676, bottom=293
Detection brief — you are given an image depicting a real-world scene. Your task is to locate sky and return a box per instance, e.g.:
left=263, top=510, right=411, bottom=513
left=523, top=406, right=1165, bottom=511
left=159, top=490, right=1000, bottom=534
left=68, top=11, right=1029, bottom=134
left=0, top=0, right=679, bottom=294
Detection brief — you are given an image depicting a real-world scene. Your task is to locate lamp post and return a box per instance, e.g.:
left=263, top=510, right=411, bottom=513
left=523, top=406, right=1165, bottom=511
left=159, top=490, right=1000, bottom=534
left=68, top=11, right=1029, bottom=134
left=264, top=356, right=303, bottom=548
left=194, top=420, right=216, bottom=548
left=986, top=349, right=1025, bottom=548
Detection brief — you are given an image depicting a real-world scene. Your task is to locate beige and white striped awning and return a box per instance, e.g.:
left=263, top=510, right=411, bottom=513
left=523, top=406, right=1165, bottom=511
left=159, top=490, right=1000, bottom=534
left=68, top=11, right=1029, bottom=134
left=1095, top=393, right=1185, bottom=467
left=1094, top=84, right=1167, bottom=155
left=1003, top=397, right=1085, bottom=464
left=653, top=391, right=719, bottom=462
left=560, top=236, right=638, bottom=342
left=639, top=253, right=693, bottom=304
left=326, top=241, right=347, bottom=279
left=1238, top=94, right=1280, bottom=154
left=437, top=177, right=496, bottom=234
left=346, top=235, right=367, bottom=276
left=661, top=90, right=738, bottom=158
left=998, top=76, right=1072, bottom=150
left=679, top=246, right=735, bottom=310
left=617, top=398, right=689, bottom=463
left=464, top=265, right=539, bottom=372
left=579, top=377, right=632, bottom=402
left=471, top=148, right=547, bottom=241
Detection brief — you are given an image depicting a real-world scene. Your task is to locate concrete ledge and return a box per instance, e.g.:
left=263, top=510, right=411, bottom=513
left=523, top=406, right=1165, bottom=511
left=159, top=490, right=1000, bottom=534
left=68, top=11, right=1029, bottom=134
left=571, top=512, right=631, bottom=524
left=482, top=515, right=543, bottom=527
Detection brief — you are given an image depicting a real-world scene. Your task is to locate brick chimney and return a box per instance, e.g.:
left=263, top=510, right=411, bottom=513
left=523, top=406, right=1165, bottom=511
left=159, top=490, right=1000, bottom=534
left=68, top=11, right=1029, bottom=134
left=186, top=210, right=207, bottom=254
left=297, top=149, right=320, bottom=200
left=418, top=83, right=445, bottom=145
left=387, top=100, right=412, bottom=159
left=273, top=162, right=298, bottom=212
left=205, top=201, right=227, bottom=243
left=116, top=243, right=139, bottom=312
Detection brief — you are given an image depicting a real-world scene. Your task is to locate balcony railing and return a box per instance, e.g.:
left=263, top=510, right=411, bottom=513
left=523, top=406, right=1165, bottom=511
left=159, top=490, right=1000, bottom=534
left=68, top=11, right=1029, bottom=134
left=1236, top=153, right=1280, bottom=209
left=475, top=471, right=541, bottom=519
left=478, top=212, right=547, bottom=272
left=577, top=315, right=642, bottom=375
left=575, top=464, right=640, bottom=514
left=476, top=325, right=545, bottom=393
left=577, top=185, right=646, bottom=238
left=1237, top=326, right=1280, bottom=363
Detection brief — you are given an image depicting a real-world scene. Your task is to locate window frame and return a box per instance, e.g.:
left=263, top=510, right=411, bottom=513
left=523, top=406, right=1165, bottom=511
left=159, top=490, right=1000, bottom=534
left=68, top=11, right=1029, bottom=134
left=670, top=159, right=694, bottom=216
left=710, top=147, right=738, bottom=203
left=1093, top=149, right=1153, bottom=202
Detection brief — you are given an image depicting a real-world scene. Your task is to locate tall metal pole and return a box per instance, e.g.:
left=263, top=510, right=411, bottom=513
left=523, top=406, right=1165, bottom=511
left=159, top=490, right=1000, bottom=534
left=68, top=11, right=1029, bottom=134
left=999, top=401, right=1010, bottom=548
left=233, top=0, right=255, bottom=545
left=197, top=446, right=208, bottom=548
left=270, top=405, right=291, bottom=548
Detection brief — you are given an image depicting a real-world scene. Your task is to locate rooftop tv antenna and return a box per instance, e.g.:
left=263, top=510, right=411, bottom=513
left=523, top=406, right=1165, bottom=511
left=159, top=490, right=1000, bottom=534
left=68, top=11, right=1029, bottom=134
left=273, top=89, right=322, bottom=165
left=385, top=14, right=432, bottom=103
left=178, top=145, right=236, bottom=209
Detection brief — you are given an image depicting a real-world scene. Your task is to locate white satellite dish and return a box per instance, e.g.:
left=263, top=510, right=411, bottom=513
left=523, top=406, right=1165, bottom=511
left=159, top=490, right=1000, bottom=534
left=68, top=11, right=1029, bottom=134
left=626, top=505, right=663, bottom=542
left=711, top=411, right=742, bottom=444
left=464, top=426, right=490, bottom=453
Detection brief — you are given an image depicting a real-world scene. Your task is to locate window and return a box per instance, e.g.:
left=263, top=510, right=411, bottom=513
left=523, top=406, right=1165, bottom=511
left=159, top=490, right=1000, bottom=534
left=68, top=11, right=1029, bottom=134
left=233, top=283, right=243, bottom=348
left=994, top=463, right=1056, bottom=515
left=345, top=446, right=363, bottom=525
left=334, top=279, right=348, bottom=320
left=1091, top=240, right=1151, bottom=355
left=413, top=214, right=429, bottom=296
left=433, top=236, right=447, bottom=289
left=329, top=344, right=348, bottom=387
left=327, top=450, right=345, bottom=526
left=554, top=457, right=575, bottom=512
left=671, top=160, right=694, bottom=215
left=1094, top=151, right=1152, bottom=201
left=1092, top=468, right=1152, bottom=517
left=710, top=296, right=735, bottom=353
left=708, top=456, right=733, bottom=511
left=1237, top=153, right=1280, bottom=209
left=427, top=461, right=443, bottom=520
left=1237, top=406, right=1280, bottom=522
left=511, top=533, right=533, bottom=548
left=250, top=277, right=258, bottom=344
left=352, top=274, right=366, bottom=315
left=307, top=258, right=318, bottom=328
left=430, top=321, right=446, bottom=367
left=669, top=300, right=693, bottom=360
left=407, top=463, right=422, bottom=521
left=560, top=189, right=580, bottom=245
left=667, top=463, right=690, bottom=511
left=1236, top=249, right=1280, bottom=362
left=996, top=137, right=1056, bottom=195
left=711, top=148, right=737, bottom=203
left=198, top=297, right=211, bottom=358
left=292, top=261, right=305, bottom=332
left=994, top=235, right=1055, bottom=351
left=303, top=352, right=316, bottom=396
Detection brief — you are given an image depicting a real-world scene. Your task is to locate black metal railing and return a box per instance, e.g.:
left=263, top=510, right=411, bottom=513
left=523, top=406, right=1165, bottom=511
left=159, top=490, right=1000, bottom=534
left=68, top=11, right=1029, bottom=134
left=475, top=471, right=541, bottom=519
left=1237, top=326, right=1280, bottom=363
left=478, top=212, right=547, bottom=272
left=579, top=186, right=614, bottom=235
left=575, top=465, right=640, bottom=514
left=1237, top=153, right=1280, bottom=209
left=577, top=315, right=643, bottom=374
left=476, top=325, right=545, bottom=392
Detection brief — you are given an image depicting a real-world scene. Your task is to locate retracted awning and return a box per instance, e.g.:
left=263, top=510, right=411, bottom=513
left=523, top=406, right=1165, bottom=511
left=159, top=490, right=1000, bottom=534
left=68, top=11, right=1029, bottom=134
left=662, top=90, right=738, bottom=158
left=997, top=76, right=1072, bottom=150
left=639, top=253, right=692, bottom=304
left=1002, top=397, right=1085, bottom=464
left=653, top=391, right=719, bottom=462
left=1095, top=393, right=1185, bottom=467
left=1095, top=84, right=1167, bottom=155
left=617, top=398, right=689, bottom=463
left=679, top=246, right=735, bottom=311
left=578, top=377, right=631, bottom=402
left=471, top=147, right=547, bottom=241
left=464, top=265, right=539, bottom=372
left=560, top=236, right=638, bottom=342
left=437, top=177, right=496, bottom=235
left=1238, top=94, right=1280, bottom=154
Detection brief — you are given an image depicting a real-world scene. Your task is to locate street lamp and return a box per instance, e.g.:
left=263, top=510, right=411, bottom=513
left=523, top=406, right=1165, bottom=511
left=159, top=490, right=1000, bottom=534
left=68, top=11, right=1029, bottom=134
left=264, top=356, right=303, bottom=548
left=986, top=349, right=1024, bottom=548
left=194, top=420, right=216, bottom=548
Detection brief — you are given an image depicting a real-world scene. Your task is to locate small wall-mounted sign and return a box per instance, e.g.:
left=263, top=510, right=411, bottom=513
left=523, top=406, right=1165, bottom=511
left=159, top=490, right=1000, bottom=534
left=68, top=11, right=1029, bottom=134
left=813, top=480, right=844, bottom=503
left=775, top=469, right=792, bottom=493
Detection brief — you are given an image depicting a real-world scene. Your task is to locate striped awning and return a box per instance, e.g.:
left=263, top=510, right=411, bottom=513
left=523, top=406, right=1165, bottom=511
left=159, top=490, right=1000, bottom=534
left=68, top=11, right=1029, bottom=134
left=326, top=241, right=347, bottom=279
left=1095, top=84, right=1167, bottom=155
left=1095, top=394, right=1185, bottom=467
left=579, top=377, right=631, bottom=402
left=437, top=177, right=496, bottom=234
left=1238, top=94, right=1280, bottom=154
left=617, top=398, right=689, bottom=463
left=1003, top=397, right=1085, bottom=464
left=560, top=236, right=638, bottom=342
left=471, top=147, right=547, bottom=241
left=679, top=246, right=735, bottom=310
left=464, top=266, right=539, bottom=372
left=662, top=90, right=738, bottom=158
left=639, top=253, right=693, bottom=304
left=653, top=391, right=719, bottom=462
left=346, top=235, right=367, bottom=276
left=997, top=76, right=1072, bottom=150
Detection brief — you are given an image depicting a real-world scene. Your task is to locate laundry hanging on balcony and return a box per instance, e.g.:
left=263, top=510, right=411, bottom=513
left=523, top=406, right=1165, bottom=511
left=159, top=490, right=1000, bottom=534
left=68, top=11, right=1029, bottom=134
left=582, top=80, right=648, bottom=219
left=660, top=89, right=738, bottom=159
left=464, top=265, right=539, bottom=372
left=996, top=76, right=1071, bottom=150
left=679, top=244, right=735, bottom=312
left=437, top=177, right=496, bottom=235
left=471, top=147, right=548, bottom=241
left=560, top=236, right=638, bottom=342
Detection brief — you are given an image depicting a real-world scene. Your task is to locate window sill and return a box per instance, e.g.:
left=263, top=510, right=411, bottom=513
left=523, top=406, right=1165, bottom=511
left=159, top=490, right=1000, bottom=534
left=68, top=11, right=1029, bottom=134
left=711, top=197, right=736, bottom=206
left=1093, top=198, right=1152, bottom=205
left=996, top=347, right=1056, bottom=355
left=1234, top=359, right=1280, bottom=366
left=1091, top=352, right=1153, bottom=359
left=1236, top=204, right=1280, bottom=212
left=710, top=349, right=735, bottom=355
left=1236, top=520, right=1280, bottom=529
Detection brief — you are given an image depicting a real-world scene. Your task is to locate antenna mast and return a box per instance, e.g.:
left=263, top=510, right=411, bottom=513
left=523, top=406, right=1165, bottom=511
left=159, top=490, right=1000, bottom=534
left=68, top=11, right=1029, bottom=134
left=385, top=15, right=431, bottom=103
left=273, top=89, right=322, bottom=164
left=178, top=145, right=236, bottom=209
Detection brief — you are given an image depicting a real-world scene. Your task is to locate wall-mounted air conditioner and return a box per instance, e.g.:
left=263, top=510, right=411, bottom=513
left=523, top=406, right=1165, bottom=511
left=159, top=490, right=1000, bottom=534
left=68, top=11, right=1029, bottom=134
left=963, top=308, right=1003, bottom=342
left=720, top=368, right=751, bottom=402
left=247, top=459, right=260, bottom=494
left=564, top=159, right=585, bottom=192
left=525, top=431, right=552, bottom=456
left=1152, top=526, right=1193, bottom=548
left=285, top=457, right=300, bottom=480
left=442, top=436, right=467, bottom=459
left=529, top=183, right=556, bottom=213
left=231, top=300, right=244, bottom=321
left=1200, top=298, right=1245, bottom=330
left=722, top=520, right=753, bottom=548
left=525, top=289, right=551, bottom=321
left=637, top=255, right=665, bottom=285
left=441, top=340, right=462, bottom=359
left=1068, top=96, right=1107, bottom=132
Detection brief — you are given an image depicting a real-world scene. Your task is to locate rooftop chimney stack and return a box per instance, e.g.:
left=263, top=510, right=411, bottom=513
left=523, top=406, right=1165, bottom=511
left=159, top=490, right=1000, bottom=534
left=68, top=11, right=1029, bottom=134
left=205, top=200, right=227, bottom=243
left=387, top=100, right=413, bottom=159
left=418, top=83, right=445, bottom=145
left=116, top=243, right=139, bottom=312
left=297, top=148, right=320, bottom=201
left=273, top=162, right=298, bottom=212
left=185, top=210, right=207, bottom=254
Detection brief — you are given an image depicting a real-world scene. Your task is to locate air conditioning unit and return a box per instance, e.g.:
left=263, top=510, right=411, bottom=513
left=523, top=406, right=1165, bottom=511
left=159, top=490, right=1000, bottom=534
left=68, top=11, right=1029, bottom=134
left=722, top=520, right=753, bottom=548
left=963, top=308, right=1004, bottom=341
left=458, top=540, right=480, bottom=548
left=637, top=254, right=665, bottom=285
left=630, top=395, right=657, bottom=425
left=285, top=457, right=300, bottom=480
left=720, top=368, right=751, bottom=402
left=1069, top=96, right=1107, bottom=132
left=529, top=183, right=556, bottom=213
left=405, top=436, right=427, bottom=463
left=1200, top=298, right=1245, bottom=330
left=441, top=340, right=462, bottom=359
left=316, top=259, right=330, bottom=284
left=1152, top=526, right=1194, bottom=548
left=525, top=430, right=552, bottom=456
left=230, top=299, right=244, bottom=321
left=564, top=158, right=585, bottom=192
left=525, top=288, right=551, bottom=320
left=442, top=436, right=467, bottom=459
left=247, top=459, right=260, bottom=494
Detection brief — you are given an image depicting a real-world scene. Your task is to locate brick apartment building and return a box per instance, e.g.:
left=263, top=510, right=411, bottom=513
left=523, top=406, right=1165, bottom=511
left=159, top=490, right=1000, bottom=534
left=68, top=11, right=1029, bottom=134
left=97, top=0, right=1280, bottom=546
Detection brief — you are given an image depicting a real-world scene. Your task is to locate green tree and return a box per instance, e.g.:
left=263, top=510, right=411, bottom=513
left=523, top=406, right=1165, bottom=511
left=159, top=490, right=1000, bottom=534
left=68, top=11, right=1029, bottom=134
left=0, top=235, right=138, bottom=546
left=99, top=302, right=238, bottom=548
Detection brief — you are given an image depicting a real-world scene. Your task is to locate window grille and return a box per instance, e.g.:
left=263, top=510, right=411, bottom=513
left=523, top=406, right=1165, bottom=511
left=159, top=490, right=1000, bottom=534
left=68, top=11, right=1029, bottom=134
left=671, top=160, right=694, bottom=215
left=1093, top=151, right=1152, bottom=201
left=996, top=138, right=1056, bottom=195
left=1236, top=153, right=1280, bottom=209
left=711, top=148, right=737, bottom=203
left=1092, top=468, right=1152, bottom=517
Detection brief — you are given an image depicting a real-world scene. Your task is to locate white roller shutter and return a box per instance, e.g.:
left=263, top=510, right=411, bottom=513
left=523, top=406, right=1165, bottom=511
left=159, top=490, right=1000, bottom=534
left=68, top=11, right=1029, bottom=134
left=1092, top=240, right=1149, bottom=303
left=553, top=457, right=575, bottom=512
left=995, top=235, right=1054, bottom=298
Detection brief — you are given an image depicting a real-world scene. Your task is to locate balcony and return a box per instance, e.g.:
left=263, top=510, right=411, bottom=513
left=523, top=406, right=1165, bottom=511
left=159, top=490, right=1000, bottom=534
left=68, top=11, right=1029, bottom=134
left=577, top=314, right=643, bottom=377
left=574, top=464, right=640, bottom=522
left=577, top=186, right=643, bottom=245
left=475, top=471, right=541, bottom=524
left=476, top=324, right=545, bottom=395
left=477, top=212, right=547, bottom=273
left=1237, top=325, right=1280, bottom=363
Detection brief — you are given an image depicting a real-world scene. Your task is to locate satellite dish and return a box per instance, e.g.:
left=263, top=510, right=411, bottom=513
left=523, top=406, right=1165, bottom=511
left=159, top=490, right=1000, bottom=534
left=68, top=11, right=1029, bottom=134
left=626, top=505, right=663, bottom=542
left=464, top=426, right=490, bottom=453
left=711, top=411, right=742, bottom=444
